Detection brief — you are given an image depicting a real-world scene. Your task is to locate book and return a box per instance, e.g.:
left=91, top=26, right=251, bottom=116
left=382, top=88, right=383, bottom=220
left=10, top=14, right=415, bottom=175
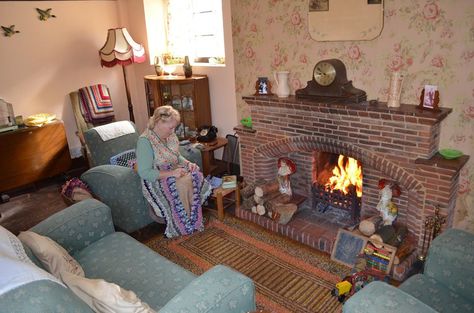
left=221, top=175, right=237, bottom=189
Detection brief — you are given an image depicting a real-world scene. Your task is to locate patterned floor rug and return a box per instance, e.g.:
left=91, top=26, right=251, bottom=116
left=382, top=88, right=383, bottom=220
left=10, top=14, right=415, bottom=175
left=144, top=216, right=349, bottom=313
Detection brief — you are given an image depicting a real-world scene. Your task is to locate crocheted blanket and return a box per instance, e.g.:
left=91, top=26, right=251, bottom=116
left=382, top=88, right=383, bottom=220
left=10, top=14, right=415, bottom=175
left=142, top=170, right=212, bottom=238
left=79, top=84, right=114, bottom=124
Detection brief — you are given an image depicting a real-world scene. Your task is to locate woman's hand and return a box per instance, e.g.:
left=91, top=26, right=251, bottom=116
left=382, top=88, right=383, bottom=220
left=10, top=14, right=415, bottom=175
left=186, top=162, right=199, bottom=172
left=172, top=167, right=187, bottom=178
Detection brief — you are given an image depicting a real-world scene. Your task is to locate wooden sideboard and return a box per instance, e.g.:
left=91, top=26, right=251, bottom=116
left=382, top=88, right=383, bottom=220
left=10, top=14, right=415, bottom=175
left=0, top=121, right=72, bottom=193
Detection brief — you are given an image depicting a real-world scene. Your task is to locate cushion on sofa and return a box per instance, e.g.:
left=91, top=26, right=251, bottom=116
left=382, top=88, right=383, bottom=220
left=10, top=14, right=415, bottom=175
left=73, top=232, right=196, bottom=310
left=61, top=271, right=156, bottom=313
left=18, top=231, right=85, bottom=279
left=0, top=226, right=64, bottom=296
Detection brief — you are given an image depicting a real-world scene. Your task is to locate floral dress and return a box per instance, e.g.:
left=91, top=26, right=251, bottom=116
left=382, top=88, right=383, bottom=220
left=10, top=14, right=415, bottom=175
left=140, top=129, right=212, bottom=238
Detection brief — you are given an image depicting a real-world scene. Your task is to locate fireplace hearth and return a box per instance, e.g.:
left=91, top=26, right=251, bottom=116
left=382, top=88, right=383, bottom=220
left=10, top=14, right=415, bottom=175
left=235, top=95, right=469, bottom=281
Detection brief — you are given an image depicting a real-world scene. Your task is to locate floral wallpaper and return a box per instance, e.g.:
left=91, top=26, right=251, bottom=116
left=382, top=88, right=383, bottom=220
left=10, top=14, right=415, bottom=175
left=230, top=0, right=474, bottom=232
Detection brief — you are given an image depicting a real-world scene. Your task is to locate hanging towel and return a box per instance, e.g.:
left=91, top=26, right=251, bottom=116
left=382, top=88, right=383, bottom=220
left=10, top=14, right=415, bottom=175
left=93, top=120, right=135, bottom=141
left=78, top=84, right=115, bottom=124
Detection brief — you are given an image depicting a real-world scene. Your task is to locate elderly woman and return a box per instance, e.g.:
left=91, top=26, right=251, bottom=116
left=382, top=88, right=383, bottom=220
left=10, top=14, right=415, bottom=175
left=137, top=105, right=212, bottom=238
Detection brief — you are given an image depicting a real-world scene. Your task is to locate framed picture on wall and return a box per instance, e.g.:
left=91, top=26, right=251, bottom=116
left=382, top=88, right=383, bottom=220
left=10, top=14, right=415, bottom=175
left=309, top=0, right=329, bottom=11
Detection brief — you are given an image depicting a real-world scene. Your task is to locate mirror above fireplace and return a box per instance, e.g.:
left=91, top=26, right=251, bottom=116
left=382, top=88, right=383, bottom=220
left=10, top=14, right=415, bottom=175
left=308, top=0, right=384, bottom=41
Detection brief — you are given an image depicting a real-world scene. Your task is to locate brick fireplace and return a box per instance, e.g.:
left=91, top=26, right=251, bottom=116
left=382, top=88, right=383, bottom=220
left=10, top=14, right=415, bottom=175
left=235, top=95, right=469, bottom=280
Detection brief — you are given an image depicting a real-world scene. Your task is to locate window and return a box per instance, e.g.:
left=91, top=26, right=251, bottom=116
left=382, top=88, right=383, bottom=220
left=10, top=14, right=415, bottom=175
left=166, top=0, right=225, bottom=64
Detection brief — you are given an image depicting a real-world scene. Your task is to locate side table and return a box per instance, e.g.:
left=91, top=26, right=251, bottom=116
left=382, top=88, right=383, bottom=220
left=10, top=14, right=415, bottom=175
left=199, top=137, right=228, bottom=176
left=212, top=185, right=240, bottom=220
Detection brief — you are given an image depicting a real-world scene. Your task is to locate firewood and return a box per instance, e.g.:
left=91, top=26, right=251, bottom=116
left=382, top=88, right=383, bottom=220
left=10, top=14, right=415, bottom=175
left=241, top=183, right=257, bottom=199
left=370, top=225, right=396, bottom=248
left=255, top=190, right=280, bottom=206
left=241, top=198, right=254, bottom=211
left=254, top=194, right=263, bottom=204
left=255, top=180, right=279, bottom=197
left=393, top=237, right=415, bottom=265
left=359, top=216, right=383, bottom=236
left=256, top=204, right=266, bottom=215
left=270, top=203, right=297, bottom=225
left=370, top=224, right=408, bottom=248
left=269, top=193, right=292, bottom=205
left=251, top=205, right=257, bottom=214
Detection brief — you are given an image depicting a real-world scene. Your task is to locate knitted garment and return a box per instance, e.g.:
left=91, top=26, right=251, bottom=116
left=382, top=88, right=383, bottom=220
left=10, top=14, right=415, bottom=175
left=140, top=129, right=212, bottom=238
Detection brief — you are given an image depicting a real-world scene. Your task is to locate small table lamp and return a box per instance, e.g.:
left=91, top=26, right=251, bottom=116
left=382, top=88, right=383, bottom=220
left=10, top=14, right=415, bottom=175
left=99, top=28, right=146, bottom=122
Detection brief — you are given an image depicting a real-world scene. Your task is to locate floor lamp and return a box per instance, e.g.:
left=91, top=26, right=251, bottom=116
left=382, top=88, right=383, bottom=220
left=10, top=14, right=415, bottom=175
left=99, top=28, right=146, bottom=122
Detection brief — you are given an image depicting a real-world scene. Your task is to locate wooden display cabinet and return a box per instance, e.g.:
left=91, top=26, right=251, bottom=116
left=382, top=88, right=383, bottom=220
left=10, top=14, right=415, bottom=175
left=144, top=75, right=212, bottom=140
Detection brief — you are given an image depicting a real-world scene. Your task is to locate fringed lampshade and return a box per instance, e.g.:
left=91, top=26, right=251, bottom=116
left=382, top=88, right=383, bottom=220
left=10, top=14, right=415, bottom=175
left=99, top=28, right=146, bottom=122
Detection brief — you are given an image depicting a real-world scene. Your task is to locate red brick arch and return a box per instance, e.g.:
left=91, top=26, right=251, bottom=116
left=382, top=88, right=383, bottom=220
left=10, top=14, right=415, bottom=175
left=254, top=135, right=425, bottom=195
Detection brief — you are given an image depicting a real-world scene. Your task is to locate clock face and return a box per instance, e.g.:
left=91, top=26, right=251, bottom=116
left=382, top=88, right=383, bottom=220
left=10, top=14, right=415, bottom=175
left=313, top=61, right=337, bottom=86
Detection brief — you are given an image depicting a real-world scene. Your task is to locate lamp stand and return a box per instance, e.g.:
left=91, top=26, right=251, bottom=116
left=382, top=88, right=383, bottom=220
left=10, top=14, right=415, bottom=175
left=122, top=65, right=135, bottom=122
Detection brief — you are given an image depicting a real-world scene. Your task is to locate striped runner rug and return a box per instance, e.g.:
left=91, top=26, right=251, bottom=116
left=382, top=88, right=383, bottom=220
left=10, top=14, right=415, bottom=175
left=145, top=218, right=348, bottom=313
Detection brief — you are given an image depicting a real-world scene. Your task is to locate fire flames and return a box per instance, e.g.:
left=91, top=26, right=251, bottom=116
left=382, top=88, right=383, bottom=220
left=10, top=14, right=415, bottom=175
left=325, top=155, right=363, bottom=197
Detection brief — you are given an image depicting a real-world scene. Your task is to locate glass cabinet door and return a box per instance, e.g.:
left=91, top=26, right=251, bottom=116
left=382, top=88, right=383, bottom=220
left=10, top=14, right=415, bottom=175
left=161, top=82, right=197, bottom=140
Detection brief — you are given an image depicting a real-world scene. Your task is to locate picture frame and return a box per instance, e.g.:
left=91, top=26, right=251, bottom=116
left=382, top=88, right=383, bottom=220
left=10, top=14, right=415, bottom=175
left=309, top=0, right=329, bottom=11
left=331, top=229, right=368, bottom=267
left=254, top=77, right=272, bottom=96
left=418, top=85, right=440, bottom=112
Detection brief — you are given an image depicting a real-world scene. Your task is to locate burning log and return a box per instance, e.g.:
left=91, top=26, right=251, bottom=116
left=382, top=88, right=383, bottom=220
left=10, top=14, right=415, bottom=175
left=359, top=215, right=384, bottom=236
left=255, top=181, right=279, bottom=197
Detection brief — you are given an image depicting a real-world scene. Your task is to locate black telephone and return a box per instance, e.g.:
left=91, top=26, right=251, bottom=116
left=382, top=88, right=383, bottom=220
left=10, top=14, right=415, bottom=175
left=197, top=125, right=218, bottom=142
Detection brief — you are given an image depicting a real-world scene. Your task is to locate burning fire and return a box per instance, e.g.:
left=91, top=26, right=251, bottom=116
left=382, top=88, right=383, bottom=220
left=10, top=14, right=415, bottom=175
left=325, top=155, right=363, bottom=197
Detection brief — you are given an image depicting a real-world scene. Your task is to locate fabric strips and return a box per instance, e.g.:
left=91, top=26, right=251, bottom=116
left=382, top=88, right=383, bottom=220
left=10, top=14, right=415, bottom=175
left=78, top=84, right=115, bottom=124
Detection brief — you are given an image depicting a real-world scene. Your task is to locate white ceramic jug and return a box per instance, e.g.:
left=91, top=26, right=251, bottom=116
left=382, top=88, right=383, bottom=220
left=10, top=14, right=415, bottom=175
left=274, top=71, right=290, bottom=98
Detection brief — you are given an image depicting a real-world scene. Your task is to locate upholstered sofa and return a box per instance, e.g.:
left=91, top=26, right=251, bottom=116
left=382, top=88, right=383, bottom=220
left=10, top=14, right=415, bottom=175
left=0, top=199, right=256, bottom=313
left=80, top=122, right=202, bottom=233
left=343, top=228, right=474, bottom=313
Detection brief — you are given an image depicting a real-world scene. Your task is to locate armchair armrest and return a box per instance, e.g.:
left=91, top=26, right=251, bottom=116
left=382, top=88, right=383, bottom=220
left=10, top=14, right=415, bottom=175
left=81, top=165, right=153, bottom=233
left=29, top=199, right=114, bottom=256
left=343, top=281, right=438, bottom=313
left=160, top=265, right=256, bottom=313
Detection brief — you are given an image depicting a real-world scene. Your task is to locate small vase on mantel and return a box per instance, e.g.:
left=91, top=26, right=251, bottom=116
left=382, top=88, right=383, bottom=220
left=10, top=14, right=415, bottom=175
left=183, top=56, right=192, bottom=78
left=154, top=56, right=163, bottom=76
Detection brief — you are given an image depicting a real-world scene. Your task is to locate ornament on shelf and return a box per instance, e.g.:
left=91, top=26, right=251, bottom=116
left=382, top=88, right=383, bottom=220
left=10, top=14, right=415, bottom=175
left=154, top=56, right=163, bottom=76
left=183, top=55, right=192, bottom=78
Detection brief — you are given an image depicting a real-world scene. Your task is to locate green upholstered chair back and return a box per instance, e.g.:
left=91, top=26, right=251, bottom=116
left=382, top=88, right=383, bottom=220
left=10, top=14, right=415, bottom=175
left=84, top=122, right=139, bottom=167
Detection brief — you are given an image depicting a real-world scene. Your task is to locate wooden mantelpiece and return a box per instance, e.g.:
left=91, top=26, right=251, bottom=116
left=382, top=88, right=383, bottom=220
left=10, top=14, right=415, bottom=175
left=242, top=95, right=452, bottom=125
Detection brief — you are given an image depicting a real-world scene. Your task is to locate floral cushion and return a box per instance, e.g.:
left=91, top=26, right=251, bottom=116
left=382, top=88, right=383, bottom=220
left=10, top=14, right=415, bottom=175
left=110, top=149, right=137, bottom=169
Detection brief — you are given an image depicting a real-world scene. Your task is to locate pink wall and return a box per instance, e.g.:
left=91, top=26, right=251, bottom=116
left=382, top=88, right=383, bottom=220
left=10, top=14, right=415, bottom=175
left=0, top=1, right=128, bottom=157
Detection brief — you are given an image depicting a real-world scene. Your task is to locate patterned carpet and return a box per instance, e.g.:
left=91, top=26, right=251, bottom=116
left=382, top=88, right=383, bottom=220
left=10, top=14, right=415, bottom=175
left=144, top=216, right=350, bottom=313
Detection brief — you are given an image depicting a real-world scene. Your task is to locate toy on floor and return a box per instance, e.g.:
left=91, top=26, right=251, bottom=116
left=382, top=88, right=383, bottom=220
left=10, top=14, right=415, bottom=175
left=331, top=267, right=390, bottom=303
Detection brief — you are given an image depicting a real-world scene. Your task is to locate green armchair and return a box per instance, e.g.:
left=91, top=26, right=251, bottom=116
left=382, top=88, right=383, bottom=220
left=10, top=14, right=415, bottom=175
left=80, top=121, right=202, bottom=233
